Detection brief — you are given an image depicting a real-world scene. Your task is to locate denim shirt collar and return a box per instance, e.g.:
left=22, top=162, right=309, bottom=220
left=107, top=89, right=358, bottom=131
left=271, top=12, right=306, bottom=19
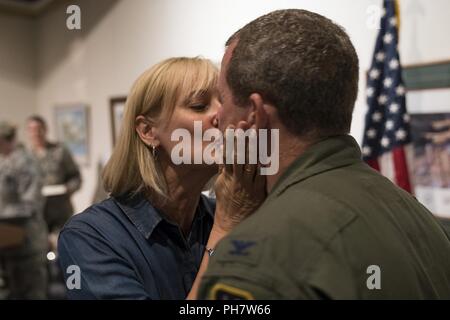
left=113, top=192, right=215, bottom=240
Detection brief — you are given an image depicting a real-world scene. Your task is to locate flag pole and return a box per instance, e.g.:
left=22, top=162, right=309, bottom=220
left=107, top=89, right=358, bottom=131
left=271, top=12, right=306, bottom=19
left=395, top=0, right=401, bottom=32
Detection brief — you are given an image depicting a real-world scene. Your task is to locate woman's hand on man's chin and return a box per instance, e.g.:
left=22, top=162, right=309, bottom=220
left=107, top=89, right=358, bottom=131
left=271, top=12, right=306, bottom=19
left=213, top=121, right=267, bottom=235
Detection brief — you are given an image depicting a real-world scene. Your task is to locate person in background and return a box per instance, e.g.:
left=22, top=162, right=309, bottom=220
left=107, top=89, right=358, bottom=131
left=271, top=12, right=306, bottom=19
left=26, top=115, right=82, bottom=249
left=0, top=121, right=48, bottom=299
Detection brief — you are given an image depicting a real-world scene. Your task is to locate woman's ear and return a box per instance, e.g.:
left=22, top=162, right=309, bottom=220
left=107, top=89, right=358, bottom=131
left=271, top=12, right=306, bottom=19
left=248, top=93, right=269, bottom=129
left=135, top=115, right=160, bottom=147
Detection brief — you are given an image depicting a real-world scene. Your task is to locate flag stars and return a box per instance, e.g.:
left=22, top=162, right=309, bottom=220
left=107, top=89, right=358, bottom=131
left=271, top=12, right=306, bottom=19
left=396, top=129, right=407, bottom=141
left=378, top=94, right=388, bottom=105
left=372, top=112, right=383, bottom=122
left=389, top=102, right=400, bottom=113
left=384, top=77, right=393, bottom=88
left=376, top=52, right=386, bottom=62
left=362, top=146, right=372, bottom=157
left=385, top=120, right=395, bottom=130
left=364, top=7, right=410, bottom=157
left=369, top=69, right=381, bottom=80
left=383, top=33, right=394, bottom=44
left=389, top=59, right=399, bottom=70
left=389, top=17, right=397, bottom=26
left=367, top=128, right=377, bottom=139
left=396, top=85, right=406, bottom=96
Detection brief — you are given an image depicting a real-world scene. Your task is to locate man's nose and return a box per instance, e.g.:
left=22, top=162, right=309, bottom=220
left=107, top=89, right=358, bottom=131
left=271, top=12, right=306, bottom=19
left=209, top=100, right=221, bottom=128
left=210, top=110, right=219, bottom=128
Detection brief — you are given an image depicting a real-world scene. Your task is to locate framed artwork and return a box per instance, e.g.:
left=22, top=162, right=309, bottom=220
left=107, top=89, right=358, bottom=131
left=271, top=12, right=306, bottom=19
left=403, top=60, right=450, bottom=91
left=405, top=60, right=450, bottom=219
left=110, top=96, right=127, bottom=146
left=410, top=113, right=450, bottom=218
left=54, top=104, right=90, bottom=166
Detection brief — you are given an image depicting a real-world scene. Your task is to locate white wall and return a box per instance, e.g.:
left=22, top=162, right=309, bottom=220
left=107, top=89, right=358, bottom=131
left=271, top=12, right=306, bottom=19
left=0, top=12, right=36, bottom=141
left=24, top=0, right=450, bottom=213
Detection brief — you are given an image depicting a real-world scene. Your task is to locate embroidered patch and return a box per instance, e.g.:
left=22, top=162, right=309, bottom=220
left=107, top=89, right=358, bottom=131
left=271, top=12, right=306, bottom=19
left=214, top=236, right=266, bottom=266
left=209, top=283, right=254, bottom=300
left=229, top=240, right=256, bottom=256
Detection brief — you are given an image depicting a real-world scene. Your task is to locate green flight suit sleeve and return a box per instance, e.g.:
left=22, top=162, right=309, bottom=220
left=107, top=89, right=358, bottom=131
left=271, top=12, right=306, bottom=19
left=199, top=267, right=329, bottom=300
left=197, top=233, right=328, bottom=300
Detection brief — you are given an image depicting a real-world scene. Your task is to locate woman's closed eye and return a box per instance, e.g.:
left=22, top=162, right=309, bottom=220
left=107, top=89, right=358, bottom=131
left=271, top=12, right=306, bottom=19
left=189, top=103, right=209, bottom=112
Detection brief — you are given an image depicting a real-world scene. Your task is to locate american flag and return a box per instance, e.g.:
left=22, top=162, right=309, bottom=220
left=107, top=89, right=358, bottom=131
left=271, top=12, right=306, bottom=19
left=362, top=0, right=412, bottom=193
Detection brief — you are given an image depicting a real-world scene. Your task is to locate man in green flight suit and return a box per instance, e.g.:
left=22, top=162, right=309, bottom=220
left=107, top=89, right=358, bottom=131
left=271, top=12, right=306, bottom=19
left=198, top=9, right=450, bottom=299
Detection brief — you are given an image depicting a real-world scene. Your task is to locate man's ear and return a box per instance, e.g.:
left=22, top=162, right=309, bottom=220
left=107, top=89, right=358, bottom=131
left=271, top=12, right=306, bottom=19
left=248, top=93, right=269, bottom=129
left=135, top=115, right=160, bottom=147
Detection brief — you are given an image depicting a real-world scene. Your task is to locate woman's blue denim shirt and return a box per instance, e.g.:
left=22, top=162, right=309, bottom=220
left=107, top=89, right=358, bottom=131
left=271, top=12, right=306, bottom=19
left=58, top=193, right=215, bottom=299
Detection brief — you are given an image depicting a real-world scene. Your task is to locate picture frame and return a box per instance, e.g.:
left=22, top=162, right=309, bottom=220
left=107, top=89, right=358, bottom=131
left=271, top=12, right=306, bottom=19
left=410, top=113, right=450, bottom=218
left=54, top=104, right=90, bottom=166
left=403, top=59, right=450, bottom=91
left=110, top=96, right=127, bottom=146
left=404, top=60, right=450, bottom=219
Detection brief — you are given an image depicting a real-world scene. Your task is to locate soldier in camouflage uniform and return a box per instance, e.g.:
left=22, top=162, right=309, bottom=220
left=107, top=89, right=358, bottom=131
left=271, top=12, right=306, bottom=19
left=0, top=121, right=48, bottom=299
left=26, top=115, right=82, bottom=233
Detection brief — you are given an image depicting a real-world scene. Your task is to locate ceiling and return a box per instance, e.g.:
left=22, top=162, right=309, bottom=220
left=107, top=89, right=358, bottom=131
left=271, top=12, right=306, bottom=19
left=0, top=0, right=55, bottom=16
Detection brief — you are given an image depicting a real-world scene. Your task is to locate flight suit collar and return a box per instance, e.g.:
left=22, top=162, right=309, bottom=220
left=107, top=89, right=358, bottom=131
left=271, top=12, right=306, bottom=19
left=270, top=135, right=363, bottom=198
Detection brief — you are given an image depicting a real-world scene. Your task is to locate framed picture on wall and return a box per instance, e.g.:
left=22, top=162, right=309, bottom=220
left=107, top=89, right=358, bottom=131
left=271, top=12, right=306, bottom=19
left=404, top=60, right=450, bottom=219
left=410, top=113, right=450, bottom=217
left=110, top=96, right=127, bottom=146
left=54, top=104, right=90, bottom=166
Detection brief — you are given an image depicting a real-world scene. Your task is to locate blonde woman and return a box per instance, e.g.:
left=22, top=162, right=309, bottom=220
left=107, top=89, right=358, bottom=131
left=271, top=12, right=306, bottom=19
left=57, top=57, right=265, bottom=299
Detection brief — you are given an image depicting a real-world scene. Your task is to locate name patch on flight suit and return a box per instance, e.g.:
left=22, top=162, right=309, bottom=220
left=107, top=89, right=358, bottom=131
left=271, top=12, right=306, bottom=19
left=209, top=283, right=254, bottom=300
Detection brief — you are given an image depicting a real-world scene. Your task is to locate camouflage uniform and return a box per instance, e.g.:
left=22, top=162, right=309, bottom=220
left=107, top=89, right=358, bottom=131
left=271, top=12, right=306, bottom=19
left=0, top=144, right=48, bottom=299
left=30, top=142, right=81, bottom=232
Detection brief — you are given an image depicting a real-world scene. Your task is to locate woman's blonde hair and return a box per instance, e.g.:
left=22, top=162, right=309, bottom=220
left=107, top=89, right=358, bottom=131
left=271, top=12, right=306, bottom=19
left=103, top=57, right=218, bottom=198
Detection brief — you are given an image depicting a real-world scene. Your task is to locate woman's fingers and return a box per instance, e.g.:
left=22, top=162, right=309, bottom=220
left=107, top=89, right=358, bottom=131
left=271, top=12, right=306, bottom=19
left=233, top=121, right=250, bottom=179
left=223, top=125, right=235, bottom=175
left=223, top=121, right=259, bottom=182
left=214, top=121, right=267, bottom=232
